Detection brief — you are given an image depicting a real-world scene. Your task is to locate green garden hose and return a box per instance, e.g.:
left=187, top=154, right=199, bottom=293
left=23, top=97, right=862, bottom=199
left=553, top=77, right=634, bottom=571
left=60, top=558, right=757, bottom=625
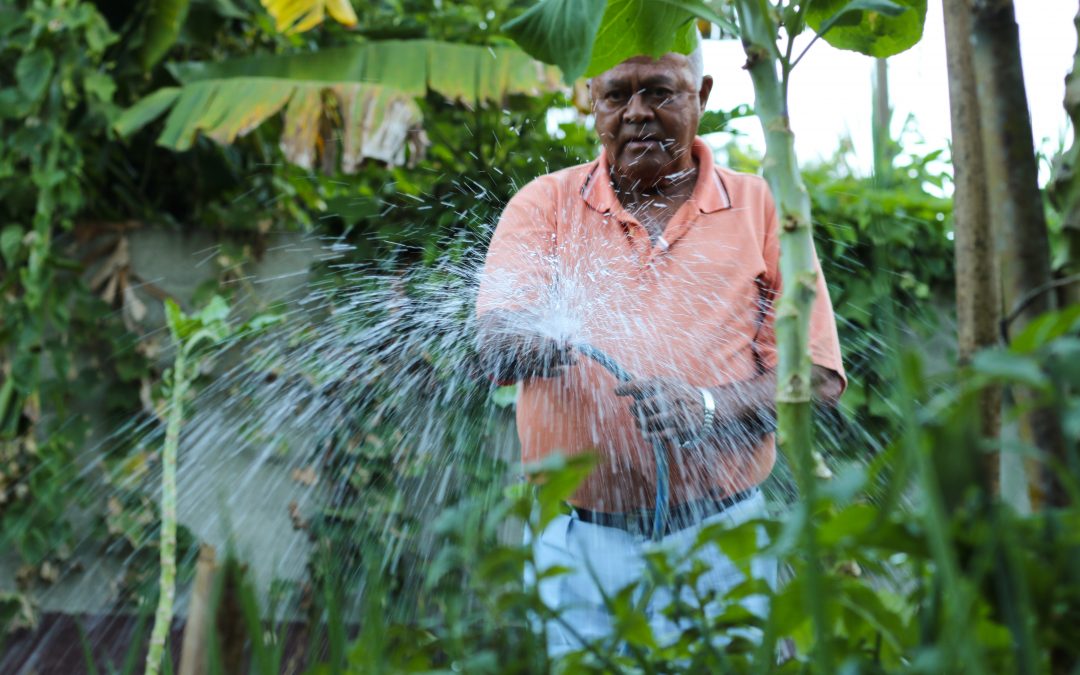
left=575, top=343, right=670, bottom=542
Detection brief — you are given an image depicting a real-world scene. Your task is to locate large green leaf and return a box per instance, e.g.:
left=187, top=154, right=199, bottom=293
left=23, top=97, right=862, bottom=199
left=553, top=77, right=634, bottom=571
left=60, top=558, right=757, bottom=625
left=116, top=41, right=561, bottom=169
left=165, top=41, right=557, bottom=105
left=113, top=86, right=180, bottom=137
left=502, top=0, right=607, bottom=83
left=806, top=0, right=926, bottom=58
left=505, top=0, right=728, bottom=82
left=585, top=0, right=702, bottom=77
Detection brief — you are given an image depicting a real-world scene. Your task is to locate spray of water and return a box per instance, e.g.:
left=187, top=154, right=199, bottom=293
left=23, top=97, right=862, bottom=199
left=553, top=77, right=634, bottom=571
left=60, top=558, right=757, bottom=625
left=2, top=165, right=926, bottom=671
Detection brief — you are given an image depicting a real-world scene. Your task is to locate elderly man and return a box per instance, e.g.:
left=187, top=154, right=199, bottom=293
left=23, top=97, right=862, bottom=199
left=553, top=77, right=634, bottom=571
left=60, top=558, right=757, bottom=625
left=475, top=45, right=845, bottom=653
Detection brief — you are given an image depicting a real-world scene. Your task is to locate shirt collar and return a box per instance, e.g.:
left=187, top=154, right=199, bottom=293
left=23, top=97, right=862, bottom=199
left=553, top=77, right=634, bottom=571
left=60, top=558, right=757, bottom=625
left=580, top=137, right=732, bottom=216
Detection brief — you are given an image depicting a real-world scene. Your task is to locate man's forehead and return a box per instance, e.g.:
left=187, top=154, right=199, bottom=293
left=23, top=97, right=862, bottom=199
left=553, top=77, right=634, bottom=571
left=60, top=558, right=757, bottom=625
left=594, top=54, right=694, bottom=85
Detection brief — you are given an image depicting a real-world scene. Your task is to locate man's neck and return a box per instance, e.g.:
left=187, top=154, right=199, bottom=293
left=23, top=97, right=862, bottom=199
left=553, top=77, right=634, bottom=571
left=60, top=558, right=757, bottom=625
left=611, top=165, right=698, bottom=242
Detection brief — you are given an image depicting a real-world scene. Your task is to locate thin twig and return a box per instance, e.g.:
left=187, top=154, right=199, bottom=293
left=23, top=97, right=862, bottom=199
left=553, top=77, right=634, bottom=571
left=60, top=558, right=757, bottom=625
left=998, top=273, right=1080, bottom=343
left=788, top=33, right=820, bottom=72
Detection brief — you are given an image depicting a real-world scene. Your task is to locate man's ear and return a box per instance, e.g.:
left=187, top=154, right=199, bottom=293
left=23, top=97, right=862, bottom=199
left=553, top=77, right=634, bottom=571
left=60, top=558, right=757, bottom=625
left=698, top=75, right=714, bottom=111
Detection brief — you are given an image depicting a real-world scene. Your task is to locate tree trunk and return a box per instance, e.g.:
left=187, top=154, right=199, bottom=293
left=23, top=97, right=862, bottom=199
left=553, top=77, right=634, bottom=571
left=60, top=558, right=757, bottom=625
left=1050, top=5, right=1080, bottom=309
left=733, top=3, right=830, bottom=670
left=970, top=0, right=1067, bottom=509
left=943, top=0, right=1002, bottom=497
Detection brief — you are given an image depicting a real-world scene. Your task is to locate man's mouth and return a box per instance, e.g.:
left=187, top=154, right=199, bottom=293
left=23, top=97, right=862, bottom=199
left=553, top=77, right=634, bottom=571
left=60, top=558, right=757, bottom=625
left=624, top=137, right=662, bottom=153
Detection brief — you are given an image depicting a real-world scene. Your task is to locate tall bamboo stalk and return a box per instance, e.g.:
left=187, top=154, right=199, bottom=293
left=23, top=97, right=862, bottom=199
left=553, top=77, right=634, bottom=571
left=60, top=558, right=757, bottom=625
left=145, top=348, right=189, bottom=675
left=943, top=0, right=1001, bottom=496
left=733, top=1, right=829, bottom=670
left=969, top=0, right=1067, bottom=509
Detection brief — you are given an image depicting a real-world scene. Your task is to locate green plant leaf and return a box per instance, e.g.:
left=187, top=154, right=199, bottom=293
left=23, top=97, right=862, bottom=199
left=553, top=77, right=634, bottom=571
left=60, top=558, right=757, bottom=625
left=971, top=349, right=1050, bottom=389
left=491, top=384, right=518, bottom=408
left=164, top=298, right=196, bottom=341
left=699, top=103, right=753, bottom=134
left=505, top=0, right=729, bottom=81
left=655, top=0, right=737, bottom=31
left=122, top=41, right=560, bottom=167
left=83, top=71, right=116, bottom=103
left=1010, top=304, right=1080, bottom=354
left=113, top=87, right=180, bottom=137
left=585, top=0, right=699, bottom=77
left=141, top=0, right=191, bottom=70
left=195, top=295, right=230, bottom=324
left=1, top=225, right=24, bottom=266
left=15, top=51, right=54, bottom=102
left=806, top=0, right=925, bottom=58
left=502, top=0, right=607, bottom=83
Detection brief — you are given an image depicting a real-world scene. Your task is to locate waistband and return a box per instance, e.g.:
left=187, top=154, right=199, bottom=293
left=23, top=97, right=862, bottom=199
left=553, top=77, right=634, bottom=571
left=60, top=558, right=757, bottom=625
left=569, top=487, right=760, bottom=539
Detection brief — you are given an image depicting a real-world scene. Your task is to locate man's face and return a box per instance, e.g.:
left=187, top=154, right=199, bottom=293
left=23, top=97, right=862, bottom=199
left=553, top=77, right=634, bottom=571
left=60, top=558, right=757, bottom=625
left=591, top=53, right=713, bottom=188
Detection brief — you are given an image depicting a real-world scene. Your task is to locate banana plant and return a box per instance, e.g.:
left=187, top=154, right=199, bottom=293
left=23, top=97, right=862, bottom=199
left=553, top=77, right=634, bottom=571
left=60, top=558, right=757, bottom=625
left=117, top=0, right=563, bottom=172
left=260, top=0, right=357, bottom=34
left=115, top=41, right=562, bottom=172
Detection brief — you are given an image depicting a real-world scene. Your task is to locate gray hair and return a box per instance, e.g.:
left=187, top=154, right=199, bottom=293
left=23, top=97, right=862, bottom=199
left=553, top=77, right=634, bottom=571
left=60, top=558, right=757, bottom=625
left=687, top=42, right=705, bottom=85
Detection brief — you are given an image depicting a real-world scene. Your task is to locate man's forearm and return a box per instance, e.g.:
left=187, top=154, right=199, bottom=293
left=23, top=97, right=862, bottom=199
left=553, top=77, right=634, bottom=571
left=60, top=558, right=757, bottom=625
left=476, top=310, right=525, bottom=382
left=475, top=309, right=575, bottom=383
left=703, top=365, right=844, bottom=445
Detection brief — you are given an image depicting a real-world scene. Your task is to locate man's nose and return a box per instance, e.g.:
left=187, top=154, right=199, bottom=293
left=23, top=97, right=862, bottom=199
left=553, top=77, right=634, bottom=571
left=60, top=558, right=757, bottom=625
left=622, top=90, right=655, bottom=123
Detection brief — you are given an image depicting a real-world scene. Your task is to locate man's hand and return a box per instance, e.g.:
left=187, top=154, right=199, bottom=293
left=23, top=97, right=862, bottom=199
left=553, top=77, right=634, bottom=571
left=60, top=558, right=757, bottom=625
left=615, top=377, right=711, bottom=447
left=475, top=309, right=577, bottom=382
left=614, top=366, right=842, bottom=450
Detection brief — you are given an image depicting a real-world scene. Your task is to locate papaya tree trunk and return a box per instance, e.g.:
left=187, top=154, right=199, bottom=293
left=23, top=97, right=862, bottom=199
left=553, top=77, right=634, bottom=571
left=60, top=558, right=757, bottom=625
left=733, top=2, right=829, bottom=670
left=969, top=0, right=1067, bottom=509
left=871, top=58, right=893, bottom=183
left=943, top=0, right=1002, bottom=496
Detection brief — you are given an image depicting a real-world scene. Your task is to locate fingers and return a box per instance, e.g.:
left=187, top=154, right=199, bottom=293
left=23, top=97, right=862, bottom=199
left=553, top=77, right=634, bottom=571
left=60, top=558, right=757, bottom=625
left=614, top=379, right=659, bottom=399
left=529, top=340, right=576, bottom=379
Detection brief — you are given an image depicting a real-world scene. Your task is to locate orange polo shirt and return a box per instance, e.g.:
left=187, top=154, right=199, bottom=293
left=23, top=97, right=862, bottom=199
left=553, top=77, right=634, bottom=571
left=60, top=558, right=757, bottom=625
left=476, top=138, right=845, bottom=511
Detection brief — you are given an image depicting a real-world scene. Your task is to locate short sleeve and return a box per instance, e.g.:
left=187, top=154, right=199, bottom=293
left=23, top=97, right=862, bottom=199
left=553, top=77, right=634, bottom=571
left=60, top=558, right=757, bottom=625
left=755, top=190, right=846, bottom=390
left=475, top=177, right=560, bottom=316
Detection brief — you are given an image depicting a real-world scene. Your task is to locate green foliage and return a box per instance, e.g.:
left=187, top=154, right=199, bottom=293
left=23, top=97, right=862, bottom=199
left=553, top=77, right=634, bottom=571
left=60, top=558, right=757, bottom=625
left=116, top=41, right=562, bottom=166
left=140, top=0, right=192, bottom=69
left=502, top=0, right=607, bottom=82
left=725, top=139, right=953, bottom=446
left=505, top=0, right=926, bottom=81
left=294, top=312, right=1079, bottom=674
left=806, top=0, right=926, bottom=58
left=0, top=0, right=139, bottom=577
left=504, top=0, right=730, bottom=82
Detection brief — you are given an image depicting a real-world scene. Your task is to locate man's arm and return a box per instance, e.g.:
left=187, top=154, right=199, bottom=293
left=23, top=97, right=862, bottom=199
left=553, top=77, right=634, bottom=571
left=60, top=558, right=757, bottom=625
left=614, top=366, right=844, bottom=449
left=710, top=365, right=843, bottom=423
left=475, top=308, right=576, bottom=384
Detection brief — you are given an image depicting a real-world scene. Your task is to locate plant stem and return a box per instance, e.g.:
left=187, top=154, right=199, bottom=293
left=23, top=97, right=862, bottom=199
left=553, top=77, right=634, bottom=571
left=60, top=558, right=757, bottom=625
left=145, top=347, right=189, bottom=675
left=895, top=353, right=987, bottom=672
left=733, top=1, right=830, bottom=671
